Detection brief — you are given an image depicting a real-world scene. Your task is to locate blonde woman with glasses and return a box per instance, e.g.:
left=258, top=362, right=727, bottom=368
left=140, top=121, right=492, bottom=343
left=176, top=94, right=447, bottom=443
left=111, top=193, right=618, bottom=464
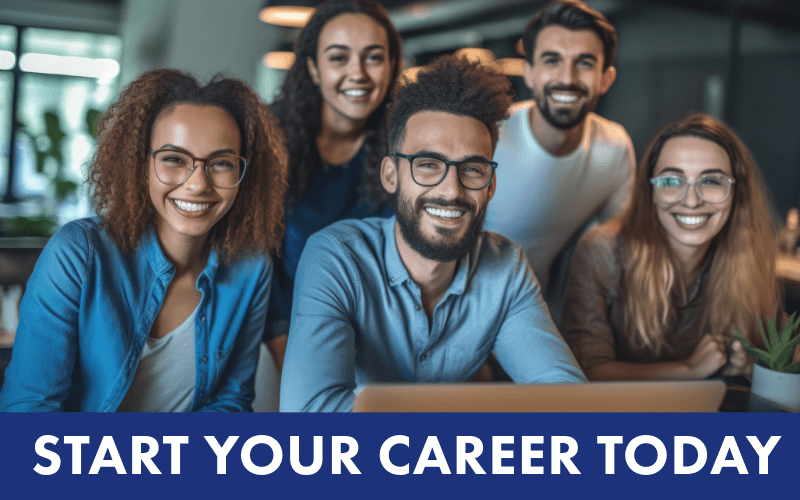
left=562, top=113, right=785, bottom=380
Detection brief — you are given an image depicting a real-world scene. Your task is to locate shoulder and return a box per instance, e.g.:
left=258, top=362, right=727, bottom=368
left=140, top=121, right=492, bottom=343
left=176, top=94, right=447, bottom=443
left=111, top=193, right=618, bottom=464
left=309, top=217, right=385, bottom=252
left=575, top=222, right=624, bottom=272
left=578, top=221, right=620, bottom=249
left=226, top=251, right=274, bottom=277
left=498, top=101, right=532, bottom=138
left=28, top=218, right=109, bottom=288
left=480, top=230, right=526, bottom=260
left=476, top=231, right=531, bottom=279
left=585, top=113, right=633, bottom=149
left=44, top=217, right=104, bottom=258
left=494, top=101, right=539, bottom=161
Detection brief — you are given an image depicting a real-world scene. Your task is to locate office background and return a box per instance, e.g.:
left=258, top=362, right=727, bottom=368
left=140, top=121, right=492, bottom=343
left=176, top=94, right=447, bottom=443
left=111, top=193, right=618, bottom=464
left=1, top=0, right=798, bottom=226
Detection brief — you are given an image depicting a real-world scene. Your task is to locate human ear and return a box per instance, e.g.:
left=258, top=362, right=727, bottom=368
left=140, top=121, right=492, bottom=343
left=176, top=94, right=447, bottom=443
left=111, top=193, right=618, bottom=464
left=522, top=60, right=534, bottom=89
left=306, top=56, right=320, bottom=87
left=381, top=155, right=398, bottom=194
left=599, top=66, right=617, bottom=94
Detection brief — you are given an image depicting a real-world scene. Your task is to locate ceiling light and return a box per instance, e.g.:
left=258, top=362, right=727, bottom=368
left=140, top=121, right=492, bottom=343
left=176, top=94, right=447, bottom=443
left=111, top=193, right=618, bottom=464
left=0, top=50, right=15, bottom=70
left=19, top=53, right=119, bottom=82
left=496, top=58, right=525, bottom=77
left=263, top=51, right=296, bottom=69
left=258, top=2, right=316, bottom=28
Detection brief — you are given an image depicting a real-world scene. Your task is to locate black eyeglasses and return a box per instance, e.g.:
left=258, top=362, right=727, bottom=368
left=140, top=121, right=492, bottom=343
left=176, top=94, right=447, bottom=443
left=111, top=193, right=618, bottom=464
left=392, top=152, right=497, bottom=190
left=150, top=148, right=248, bottom=189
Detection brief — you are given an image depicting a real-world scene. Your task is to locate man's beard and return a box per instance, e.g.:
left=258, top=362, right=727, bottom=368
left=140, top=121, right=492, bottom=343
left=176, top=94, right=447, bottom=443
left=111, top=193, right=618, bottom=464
left=393, top=189, right=485, bottom=263
left=532, top=82, right=599, bottom=130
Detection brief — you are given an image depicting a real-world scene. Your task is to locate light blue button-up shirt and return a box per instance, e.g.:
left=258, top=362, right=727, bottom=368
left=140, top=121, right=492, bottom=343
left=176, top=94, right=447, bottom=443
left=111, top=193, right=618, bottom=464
left=280, top=216, right=586, bottom=412
left=0, top=217, right=271, bottom=412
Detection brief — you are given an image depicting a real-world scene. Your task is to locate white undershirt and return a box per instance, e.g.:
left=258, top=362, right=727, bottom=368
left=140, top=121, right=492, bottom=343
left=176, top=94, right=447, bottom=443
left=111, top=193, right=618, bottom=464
left=117, top=306, right=198, bottom=412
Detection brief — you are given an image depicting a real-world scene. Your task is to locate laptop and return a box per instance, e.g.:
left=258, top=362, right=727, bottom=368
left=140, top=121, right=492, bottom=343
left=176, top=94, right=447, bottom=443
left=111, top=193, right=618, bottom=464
left=353, top=380, right=726, bottom=412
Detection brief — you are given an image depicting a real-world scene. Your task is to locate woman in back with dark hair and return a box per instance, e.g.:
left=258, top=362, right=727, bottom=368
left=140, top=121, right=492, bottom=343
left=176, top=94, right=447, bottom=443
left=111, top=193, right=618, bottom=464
left=0, top=69, right=288, bottom=411
left=562, top=113, right=787, bottom=380
left=265, top=0, right=403, bottom=367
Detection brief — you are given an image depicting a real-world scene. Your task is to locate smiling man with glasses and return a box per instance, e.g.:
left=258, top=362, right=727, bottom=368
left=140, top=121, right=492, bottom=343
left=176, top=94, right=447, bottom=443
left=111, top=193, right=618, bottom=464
left=280, top=55, right=586, bottom=413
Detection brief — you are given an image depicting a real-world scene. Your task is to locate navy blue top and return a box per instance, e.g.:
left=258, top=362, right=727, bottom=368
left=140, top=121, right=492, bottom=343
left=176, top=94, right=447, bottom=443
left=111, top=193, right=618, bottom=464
left=266, top=147, right=392, bottom=338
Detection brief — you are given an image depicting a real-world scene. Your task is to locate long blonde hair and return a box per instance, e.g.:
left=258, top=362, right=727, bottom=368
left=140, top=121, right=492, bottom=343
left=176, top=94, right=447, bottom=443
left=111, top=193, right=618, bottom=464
left=619, top=113, right=779, bottom=355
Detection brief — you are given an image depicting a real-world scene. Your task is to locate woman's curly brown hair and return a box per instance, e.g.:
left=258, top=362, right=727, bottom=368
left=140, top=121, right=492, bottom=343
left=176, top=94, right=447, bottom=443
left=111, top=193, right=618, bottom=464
left=89, top=68, right=289, bottom=263
left=276, top=0, right=402, bottom=207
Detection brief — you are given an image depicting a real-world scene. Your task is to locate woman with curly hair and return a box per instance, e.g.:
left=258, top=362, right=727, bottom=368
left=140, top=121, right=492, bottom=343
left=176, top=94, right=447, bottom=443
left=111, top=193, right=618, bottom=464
left=562, top=113, right=785, bottom=381
left=0, top=69, right=289, bottom=411
left=265, top=0, right=402, bottom=367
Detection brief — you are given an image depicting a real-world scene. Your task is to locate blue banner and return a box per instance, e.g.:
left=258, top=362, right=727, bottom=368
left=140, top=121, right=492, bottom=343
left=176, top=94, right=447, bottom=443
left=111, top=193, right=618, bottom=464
left=0, top=413, right=795, bottom=499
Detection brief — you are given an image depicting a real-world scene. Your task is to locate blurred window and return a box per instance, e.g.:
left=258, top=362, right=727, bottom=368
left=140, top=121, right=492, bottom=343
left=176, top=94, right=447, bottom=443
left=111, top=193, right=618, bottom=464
left=0, top=25, right=17, bottom=198
left=0, top=25, right=121, bottom=225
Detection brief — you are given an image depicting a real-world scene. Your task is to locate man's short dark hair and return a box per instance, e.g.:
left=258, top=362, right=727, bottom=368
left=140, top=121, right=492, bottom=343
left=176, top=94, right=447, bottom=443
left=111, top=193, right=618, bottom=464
left=523, top=0, right=617, bottom=69
left=387, top=55, right=514, bottom=154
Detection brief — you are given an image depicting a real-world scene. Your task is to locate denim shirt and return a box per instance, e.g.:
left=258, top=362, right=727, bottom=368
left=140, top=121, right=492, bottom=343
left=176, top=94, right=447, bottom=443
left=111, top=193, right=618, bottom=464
left=0, top=217, right=271, bottom=412
left=280, top=217, right=586, bottom=412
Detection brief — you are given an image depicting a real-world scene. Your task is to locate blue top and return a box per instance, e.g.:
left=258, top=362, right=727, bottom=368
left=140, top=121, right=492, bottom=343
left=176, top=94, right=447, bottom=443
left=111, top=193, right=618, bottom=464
left=280, top=216, right=587, bottom=412
left=0, top=217, right=271, bottom=412
left=266, top=148, right=391, bottom=338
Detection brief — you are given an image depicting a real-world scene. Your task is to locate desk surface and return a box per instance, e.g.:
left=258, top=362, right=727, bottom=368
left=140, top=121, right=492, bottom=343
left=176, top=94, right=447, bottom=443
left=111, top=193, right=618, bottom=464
left=719, top=385, right=789, bottom=412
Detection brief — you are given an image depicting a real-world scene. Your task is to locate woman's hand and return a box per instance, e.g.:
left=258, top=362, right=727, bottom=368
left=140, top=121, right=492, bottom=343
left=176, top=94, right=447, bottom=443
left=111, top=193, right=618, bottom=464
left=720, top=339, right=753, bottom=378
left=683, top=334, right=728, bottom=378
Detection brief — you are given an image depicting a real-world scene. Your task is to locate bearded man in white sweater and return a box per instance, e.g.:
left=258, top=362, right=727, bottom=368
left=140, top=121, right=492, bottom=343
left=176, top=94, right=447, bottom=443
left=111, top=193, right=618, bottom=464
left=485, top=0, right=635, bottom=326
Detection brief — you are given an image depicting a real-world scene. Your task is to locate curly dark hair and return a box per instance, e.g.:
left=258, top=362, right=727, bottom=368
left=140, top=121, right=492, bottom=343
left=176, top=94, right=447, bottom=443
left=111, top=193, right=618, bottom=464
left=522, top=0, right=617, bottom=69
left=276, top=0, right=402, bottom=206
left=387, top=55, right=515, bottom=154
left=89, top=68, right=289, bottom=263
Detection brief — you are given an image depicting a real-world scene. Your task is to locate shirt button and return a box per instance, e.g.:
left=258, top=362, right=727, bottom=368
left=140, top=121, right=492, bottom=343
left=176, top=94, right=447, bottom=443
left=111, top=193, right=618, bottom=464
left=200, top=315, right=205, bottom=323
left=415, top=304, right=421, bottom=311
left=420, top=354, right=427, bottom=361
left=390, top=277, right=395, bottom=282
left=201, top=355, right=208, bottom=363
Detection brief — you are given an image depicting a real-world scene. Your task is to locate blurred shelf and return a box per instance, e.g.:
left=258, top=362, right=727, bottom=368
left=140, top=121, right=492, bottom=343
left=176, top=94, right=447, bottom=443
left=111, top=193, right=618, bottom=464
left=777, top=254, right=800, bottom=284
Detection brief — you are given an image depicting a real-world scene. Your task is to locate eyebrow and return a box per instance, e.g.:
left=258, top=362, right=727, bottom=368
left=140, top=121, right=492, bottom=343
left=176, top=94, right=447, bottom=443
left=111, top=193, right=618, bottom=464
left=537, top=51, right=597, bottom=62
left=323, top=44, right=386, bottom=53
left=156, top=144, right=238, bottom=156
left=410, top=150, right=492, bottom=163
left=657, top=167, right=730, bottom=176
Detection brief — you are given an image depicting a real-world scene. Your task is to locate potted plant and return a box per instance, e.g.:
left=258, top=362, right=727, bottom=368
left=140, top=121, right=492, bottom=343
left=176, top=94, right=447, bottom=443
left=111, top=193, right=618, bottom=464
left=736, top=313, right=800, bottom=411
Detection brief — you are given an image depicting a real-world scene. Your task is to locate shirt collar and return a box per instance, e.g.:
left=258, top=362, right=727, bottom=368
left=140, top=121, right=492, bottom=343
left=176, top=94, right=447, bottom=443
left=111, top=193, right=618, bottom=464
left=142, top=225, right=220, bottom=282
left=382, top=215, right=480, bottom=297
left=384, top=216, right=409, bottom=287
left=143, top=225, right=172, bottom=274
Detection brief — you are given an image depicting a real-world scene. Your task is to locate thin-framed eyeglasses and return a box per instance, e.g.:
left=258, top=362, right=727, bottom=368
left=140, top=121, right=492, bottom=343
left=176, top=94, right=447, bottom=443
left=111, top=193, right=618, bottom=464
left=650, top=173, right=735, bottom=204
left=150, top=148, right=248, bottom=189
left=392, top=152, right=497, bottom=190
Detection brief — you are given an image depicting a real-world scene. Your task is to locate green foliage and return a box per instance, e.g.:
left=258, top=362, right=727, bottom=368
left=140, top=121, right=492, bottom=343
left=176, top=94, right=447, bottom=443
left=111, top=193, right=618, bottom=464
left=15, top=107, right=100, bottom=205
left=735, top=313, right=800, bottom=374
left=85, top=109, right=101, bottom=139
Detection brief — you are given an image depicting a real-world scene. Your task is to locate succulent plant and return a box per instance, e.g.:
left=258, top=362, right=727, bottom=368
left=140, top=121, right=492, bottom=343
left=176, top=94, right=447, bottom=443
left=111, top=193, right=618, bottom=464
left=736, top=313, right=800, bottom=374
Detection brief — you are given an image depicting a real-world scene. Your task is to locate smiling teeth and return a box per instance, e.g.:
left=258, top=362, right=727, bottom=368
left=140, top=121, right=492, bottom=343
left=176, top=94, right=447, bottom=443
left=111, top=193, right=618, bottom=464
left=173, top=200, right=211, bottom=212
left=675, top=215, right=708, bottom=225
left=425, top=207, right=464, bottom=219
left=550, top=93, right=578, bottom=103
left=343, top=89, right=369, bottom=97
